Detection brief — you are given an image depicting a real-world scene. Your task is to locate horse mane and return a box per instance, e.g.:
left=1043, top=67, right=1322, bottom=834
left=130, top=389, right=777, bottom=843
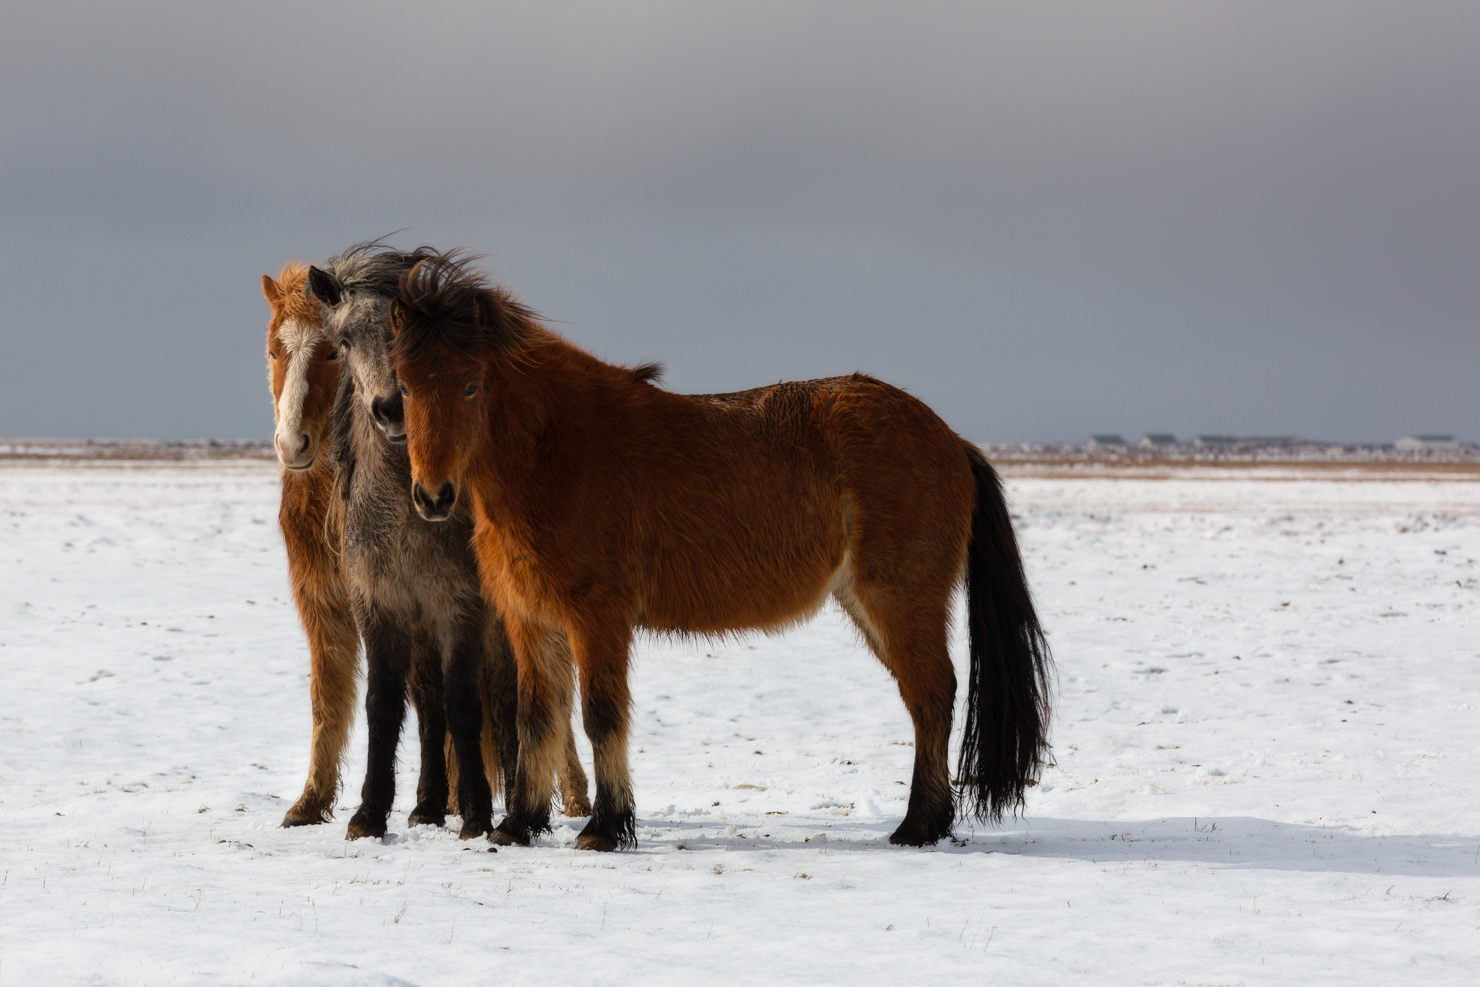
left=392, top=251, right=664, bottom=385
left=392, top=250, right=547, bottom=362
left=324, top=240, right=439, bottom=300
left=628, top=361, right=664, bottom=384
left=327, top=371, right=357, bottom=500
left=271, top=261, right=322, bottom=325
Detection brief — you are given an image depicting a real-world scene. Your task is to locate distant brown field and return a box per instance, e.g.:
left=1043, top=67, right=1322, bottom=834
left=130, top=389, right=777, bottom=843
left=0, top=439, right=274, bottom=466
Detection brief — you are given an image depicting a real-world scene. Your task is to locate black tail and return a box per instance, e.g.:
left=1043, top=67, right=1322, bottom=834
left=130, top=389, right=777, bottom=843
left=958, top=442, right=1053, bottom=823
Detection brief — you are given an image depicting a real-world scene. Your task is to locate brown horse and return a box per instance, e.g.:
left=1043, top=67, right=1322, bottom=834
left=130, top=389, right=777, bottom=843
left=387, top=252, right=1053, bottom=850
left=261, top=263, right=359, bottom=826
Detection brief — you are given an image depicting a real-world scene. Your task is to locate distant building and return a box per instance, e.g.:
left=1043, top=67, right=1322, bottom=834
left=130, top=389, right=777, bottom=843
left=1088, top=434, right=1125, bottom=447
left=1194, top=434, right=1302, bottom=449
left=1395, top=434, right=1460, bottom=450
left=1139, top=433, right=1177, bottom=448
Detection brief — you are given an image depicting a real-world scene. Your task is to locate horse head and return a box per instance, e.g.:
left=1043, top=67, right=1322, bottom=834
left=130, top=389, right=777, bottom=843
left=261, top=263, right=339, bottom=470
left=307, top=245, right=435, bottom=446
left=390, top=251, right=540, bottom=522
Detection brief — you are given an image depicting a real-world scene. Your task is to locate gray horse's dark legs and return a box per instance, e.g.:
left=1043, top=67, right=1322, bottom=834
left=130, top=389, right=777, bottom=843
left=408, top=638, right=449, bottom=828
left=444, top=624, right=494, bottom=838
left=346, top=614, right=410, bottom=840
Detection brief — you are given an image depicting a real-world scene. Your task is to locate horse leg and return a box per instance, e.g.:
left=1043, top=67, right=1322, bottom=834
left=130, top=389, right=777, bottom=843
left=539, top=631, right=591, bottom=817
left=444, top=621, right=495, bottom=839
left=489, top=620, right=571, bottom=846
left=346, top=611, right=411, bottom=840
left=443, top=732, right=460, bottom=816
left=491, top=624, right=590, bottom=816
left=837, top=588, right=957, bottom=846
left=558, top=726, right=592, bottom=818
left=572, top=623, right=635, bottom=851
left=407, top=639, right=449, bottom=828
left=482, top=618, right=521, bottom=812
left=283, top=589, right=358, bottom=827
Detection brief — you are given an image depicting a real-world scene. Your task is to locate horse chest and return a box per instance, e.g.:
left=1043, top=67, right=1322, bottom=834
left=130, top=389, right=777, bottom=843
left=343, top=480, right=410, bottom=561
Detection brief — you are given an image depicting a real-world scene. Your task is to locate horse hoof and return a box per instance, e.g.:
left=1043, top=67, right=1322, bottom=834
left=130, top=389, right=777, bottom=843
left=281, top=802, right=331, bottom=827
left=345, top=813, right=387, bottom=840
left=488, top=823, right=531, bottom=847
left=407, top=808, right=446, bottom=829
left=887, top=824, right=945, bottom=847
left=459, top=819, right=493, bottom=840
left=573, top=832, right=619, bottom=852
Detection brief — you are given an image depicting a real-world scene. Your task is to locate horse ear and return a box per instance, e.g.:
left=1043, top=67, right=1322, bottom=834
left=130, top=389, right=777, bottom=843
left=307, top=265, right=343, bottom=306
left=388, top=300, right=405, bottom=335
left=261, top=274, right=281, bottom=304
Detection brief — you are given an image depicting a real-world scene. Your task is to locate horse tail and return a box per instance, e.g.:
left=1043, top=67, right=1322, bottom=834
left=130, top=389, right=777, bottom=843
left=957, top=441, right=1053, bottom=823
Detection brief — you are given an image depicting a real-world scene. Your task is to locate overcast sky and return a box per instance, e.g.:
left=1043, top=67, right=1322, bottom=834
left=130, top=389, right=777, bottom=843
left=3, top=1, right=1476, bottom=442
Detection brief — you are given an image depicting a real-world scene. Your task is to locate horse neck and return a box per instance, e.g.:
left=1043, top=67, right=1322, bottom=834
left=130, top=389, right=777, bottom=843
left=346, top=394, right=409, bottom=488
left=278, top=456, right=334, bottom=520
left=469, top=336, right=614, bottom=512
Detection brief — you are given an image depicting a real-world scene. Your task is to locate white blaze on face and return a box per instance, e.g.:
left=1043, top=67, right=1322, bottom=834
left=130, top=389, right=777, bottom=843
left=272, top=318, right=323, bottom=467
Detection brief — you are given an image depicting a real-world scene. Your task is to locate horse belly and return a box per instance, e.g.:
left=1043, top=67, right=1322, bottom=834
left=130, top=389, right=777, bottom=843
left=642, top=501, right=846, bottom=635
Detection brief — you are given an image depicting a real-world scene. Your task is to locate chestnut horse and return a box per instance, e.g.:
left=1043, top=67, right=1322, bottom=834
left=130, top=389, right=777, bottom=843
left=262, top=262, right=360, bottom=826
left=388, top=252, right=1053, bottom=850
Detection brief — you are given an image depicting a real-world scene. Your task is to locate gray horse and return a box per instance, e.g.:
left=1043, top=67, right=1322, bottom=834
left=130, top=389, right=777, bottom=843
left=309, top=244, right=587, bottom=840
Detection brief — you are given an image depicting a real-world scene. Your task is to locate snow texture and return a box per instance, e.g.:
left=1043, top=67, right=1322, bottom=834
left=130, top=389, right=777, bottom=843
left=2, top=462, right=1478, bottom=985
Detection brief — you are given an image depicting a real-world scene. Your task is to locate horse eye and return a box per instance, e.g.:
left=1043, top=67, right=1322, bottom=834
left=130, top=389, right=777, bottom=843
left=464, top=382, right=478, bottom=398
left=268, top=351, right=278, bottom=361
left=326, top=348, right=339, bottom=361
left=399, top=384, right=410, bottom=397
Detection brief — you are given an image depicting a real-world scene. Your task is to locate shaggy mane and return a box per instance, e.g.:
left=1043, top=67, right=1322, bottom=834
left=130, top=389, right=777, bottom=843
left=324, top=240, right=439, bottom=300
left=629, top=361, right=664, bottom=384
left=392, top=251, right=545, bottom=362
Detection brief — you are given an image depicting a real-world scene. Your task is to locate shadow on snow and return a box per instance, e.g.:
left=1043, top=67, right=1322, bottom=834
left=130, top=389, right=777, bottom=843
left=632, top=815, right=1480, bottom=878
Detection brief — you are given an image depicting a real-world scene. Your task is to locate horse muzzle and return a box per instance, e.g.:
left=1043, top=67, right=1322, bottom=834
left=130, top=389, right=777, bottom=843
left=371, top=393, right=406, bottom=444
left=412, top=480, right=457, bottom=521
left=275, top=431, right=316, bottom=471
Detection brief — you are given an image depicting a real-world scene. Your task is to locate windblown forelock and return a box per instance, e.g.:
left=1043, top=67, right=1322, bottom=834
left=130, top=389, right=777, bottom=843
left=323, top=240, right=438, bottom=302
left=392, top=250, right=542, bottom=363
left=269, top=261, right=323, bottom=331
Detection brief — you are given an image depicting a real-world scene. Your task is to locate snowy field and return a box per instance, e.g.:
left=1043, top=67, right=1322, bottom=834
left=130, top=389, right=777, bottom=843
left=2, top=461, right=1478, bottom=985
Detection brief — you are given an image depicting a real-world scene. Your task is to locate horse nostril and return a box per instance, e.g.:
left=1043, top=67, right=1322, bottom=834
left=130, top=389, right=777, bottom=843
left=412, top=480, right=456, bottom=519
left=297, top=434, right=310, bottom=455
left=371, top=393, right=404, bottom=429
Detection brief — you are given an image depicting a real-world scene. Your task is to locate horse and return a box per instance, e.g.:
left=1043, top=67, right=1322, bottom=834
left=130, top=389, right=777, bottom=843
left=307, top=244, right=590, bottom=839
left=264, top=258, right=589, bottom=832
left=386, top=250, right=1053, bottom=851
left=261, top=262, right=360, bottom=827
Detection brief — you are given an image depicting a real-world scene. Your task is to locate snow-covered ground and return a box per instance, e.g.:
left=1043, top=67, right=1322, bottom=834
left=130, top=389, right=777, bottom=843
left=2, top=462, right=1477, bottom=985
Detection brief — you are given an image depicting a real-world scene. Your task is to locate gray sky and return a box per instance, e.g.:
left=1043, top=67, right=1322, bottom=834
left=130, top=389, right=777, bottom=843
left=3, top=1, right=1476, bottom=443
